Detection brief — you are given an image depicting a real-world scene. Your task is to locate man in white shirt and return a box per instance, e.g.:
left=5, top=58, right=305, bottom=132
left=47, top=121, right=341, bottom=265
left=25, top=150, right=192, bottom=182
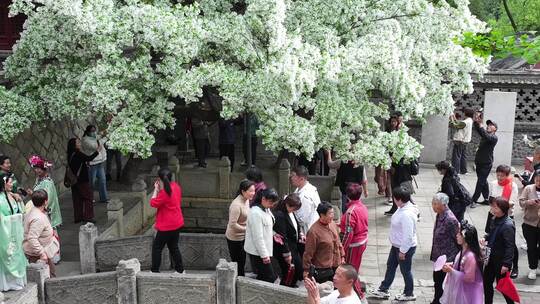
left=305, top=264, right=362, bottom=304
left=450, top=108, right=474, bottom=175
left=291, top=166, right=321, bottom=234
left=371, top=186, right=417, bottom=301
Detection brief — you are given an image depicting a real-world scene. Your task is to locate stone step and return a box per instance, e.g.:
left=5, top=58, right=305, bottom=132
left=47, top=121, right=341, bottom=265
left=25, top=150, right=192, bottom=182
left=2, top=282, right=38, bottom=304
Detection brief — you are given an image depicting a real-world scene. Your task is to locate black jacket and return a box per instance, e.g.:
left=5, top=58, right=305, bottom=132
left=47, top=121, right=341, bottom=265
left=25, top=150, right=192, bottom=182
left=273, top=210, right=301, bottom=257
left=474, top=122, right=498, bottom=165
left=69, top=151, right=98, bottom=184
left=391, top=159, right=412, bottom=186
left=440, top=169, right=460, bottom=205
left=485, top=215, right=515, bottom=268
left=335, top=162, right=364, bottom=194
left=218, top=119, right=237, bottom=145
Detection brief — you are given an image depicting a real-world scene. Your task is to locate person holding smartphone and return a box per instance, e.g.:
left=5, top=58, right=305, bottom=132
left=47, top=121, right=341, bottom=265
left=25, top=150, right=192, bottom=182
left=519, top=171, right=540, bottom=280
left=150, top=167, right=185, bottom=273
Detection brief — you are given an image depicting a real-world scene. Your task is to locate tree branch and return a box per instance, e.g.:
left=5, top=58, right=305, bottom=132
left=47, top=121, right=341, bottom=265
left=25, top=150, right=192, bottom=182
left=368, top=13, right=420, bottom=23
left=342, top=13, right=419, bottom=36
left=502, top=0, right=518, bottom=32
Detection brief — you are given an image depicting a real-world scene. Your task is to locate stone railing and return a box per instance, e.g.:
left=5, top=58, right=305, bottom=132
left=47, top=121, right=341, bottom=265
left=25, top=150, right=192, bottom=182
left=26, top=258, right=307, bottom=304
left=236, top=276, right=306, bottom=304
left=90, top=228, right=230, bottom=272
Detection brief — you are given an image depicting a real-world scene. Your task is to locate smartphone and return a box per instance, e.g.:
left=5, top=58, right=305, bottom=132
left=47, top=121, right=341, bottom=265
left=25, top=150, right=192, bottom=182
left=308, top=265, right=315, bottom=279
left=17, top=188, right=28, bottom=197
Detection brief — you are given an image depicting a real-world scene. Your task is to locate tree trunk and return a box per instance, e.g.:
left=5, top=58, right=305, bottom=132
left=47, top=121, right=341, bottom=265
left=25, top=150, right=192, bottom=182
left=120, top=154, right=142, bottom=184
left=502, top=0, right=518, bottom=32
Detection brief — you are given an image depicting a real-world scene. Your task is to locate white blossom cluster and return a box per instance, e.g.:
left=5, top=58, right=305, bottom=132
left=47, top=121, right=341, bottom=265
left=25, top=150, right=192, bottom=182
left=2, top=0, right=488, bottom=164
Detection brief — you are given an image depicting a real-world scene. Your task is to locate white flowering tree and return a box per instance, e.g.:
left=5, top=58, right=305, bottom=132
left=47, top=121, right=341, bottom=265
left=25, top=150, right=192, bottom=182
left=1, top=0, right=488, bottom=167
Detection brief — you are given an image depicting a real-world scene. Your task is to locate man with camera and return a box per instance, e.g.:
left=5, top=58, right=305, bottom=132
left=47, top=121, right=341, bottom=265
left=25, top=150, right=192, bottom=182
left=449, top=108, right=475, bottom=175
left=471, top=111, right=498, bottom=207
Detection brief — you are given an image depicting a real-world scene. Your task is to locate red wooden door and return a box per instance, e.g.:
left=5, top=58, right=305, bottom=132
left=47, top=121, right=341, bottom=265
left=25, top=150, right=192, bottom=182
left=0, top=0, right=26, bottom=50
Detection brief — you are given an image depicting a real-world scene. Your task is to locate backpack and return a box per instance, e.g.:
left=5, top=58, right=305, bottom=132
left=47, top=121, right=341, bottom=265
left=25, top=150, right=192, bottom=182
left=453, top=179, right=472, bottom=207
left=63, top=155, right=82, bottom=188
left=409, top=159, right=420, bottom=176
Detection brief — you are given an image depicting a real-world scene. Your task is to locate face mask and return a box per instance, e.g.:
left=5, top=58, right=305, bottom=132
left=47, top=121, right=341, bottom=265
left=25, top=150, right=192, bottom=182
left=89, top=132, right=96, bottom=138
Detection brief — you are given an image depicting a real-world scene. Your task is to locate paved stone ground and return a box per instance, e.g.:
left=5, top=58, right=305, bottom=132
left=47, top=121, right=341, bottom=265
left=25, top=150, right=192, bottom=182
left=360, top=164, right=538, bottom=303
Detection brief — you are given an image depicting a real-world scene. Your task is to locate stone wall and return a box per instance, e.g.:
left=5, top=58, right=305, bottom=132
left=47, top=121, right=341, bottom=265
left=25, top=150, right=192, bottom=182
left=137, top=272, right=216, bottom=304
left=45, top=272, right=117, bottom=304
left=451, top=84, right=540, bottom=164
left=236, top=277, right=306, bottom=304
left=0, top=119, right=91, bottom=194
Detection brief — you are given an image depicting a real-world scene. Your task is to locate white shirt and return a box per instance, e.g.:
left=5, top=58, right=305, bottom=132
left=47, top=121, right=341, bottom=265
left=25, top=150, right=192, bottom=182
left=489, top=179, right=519, bottom=216
left=389, top=202, right=418, bottom=254
left=289, top=212, right=298, bottom=233
left=294, top=182, right=321, bottom=234
left=321, top=290, right=361, bottom=304
left=453, top=117, right=473, bottom=143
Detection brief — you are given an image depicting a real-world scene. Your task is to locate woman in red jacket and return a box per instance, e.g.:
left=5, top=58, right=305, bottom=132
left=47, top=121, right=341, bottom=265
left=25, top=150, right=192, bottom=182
left=150, top=168, right=184, bottom=273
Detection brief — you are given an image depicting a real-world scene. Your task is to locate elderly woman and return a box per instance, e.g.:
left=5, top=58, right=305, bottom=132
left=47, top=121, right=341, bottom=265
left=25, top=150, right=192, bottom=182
left=519, top=171, right=540, bottom=280
left=340, top=183, right=369, bottom=300
left=483, top=197, right=516, bottom=304
left=430, top=193, right=460, bottom=304
left=23, top=190, right=57, bottom=277
left=0, top=172, right=26, bottom=291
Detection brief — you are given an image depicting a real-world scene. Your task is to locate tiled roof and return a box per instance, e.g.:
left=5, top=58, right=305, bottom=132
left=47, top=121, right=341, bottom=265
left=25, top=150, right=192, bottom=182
left=475, top=70, right=540, bottom=85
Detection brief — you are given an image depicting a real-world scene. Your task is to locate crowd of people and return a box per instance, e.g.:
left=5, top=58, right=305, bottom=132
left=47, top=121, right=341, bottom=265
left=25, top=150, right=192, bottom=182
left=224, top=165, right=370, bottom=303
left=0, top=154, right=62, bottom=291
left=1, top=109, right=539, bottom=304
left=0, top=124, right=122, bottom=292
left=217, top=107, right=540, bottom=304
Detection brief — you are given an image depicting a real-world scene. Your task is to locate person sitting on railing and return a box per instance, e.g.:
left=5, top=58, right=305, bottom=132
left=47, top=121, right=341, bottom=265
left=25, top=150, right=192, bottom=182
left=305, top=264, right=362, bottom=304
left=23, top=190, right=58, bottom=277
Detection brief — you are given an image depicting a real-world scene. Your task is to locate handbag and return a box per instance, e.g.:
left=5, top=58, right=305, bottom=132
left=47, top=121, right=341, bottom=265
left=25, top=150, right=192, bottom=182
left=313, top=267, right=334, bottom=282
left=64, top=154, right=82, bottom=188
left=282, top=264, right=296, bottom=287
left=44, top=237, right=60, bottom=259
left=496, top=272, right=520, bottom=302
